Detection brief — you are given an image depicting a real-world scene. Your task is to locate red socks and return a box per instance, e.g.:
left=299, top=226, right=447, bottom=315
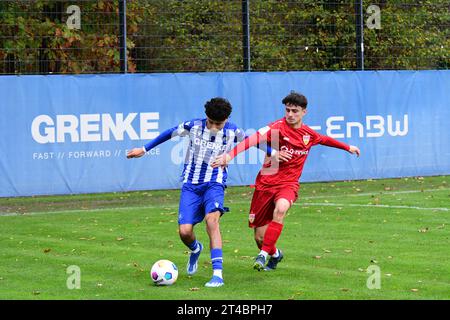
left=261, top=221, right=284, bottom=255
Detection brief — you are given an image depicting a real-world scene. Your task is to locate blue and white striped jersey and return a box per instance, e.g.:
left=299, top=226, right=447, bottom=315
left=177, top=118, right=245, bottom=185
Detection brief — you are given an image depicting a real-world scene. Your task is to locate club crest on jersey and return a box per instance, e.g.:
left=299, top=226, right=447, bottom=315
left=303, top=134, right=311, bottom=145
left=248, top=213, right=255, bottom=223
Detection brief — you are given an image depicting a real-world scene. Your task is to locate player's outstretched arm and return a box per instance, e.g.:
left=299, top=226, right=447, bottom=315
left=211, top=130, right=293, bottom=168
left=348, top=145, right=360, bottom=157
left=127, top=147, right=146, bottom=158
left=319, top=135, right=360, bottom=157
left=126, top=126, right=178, bottom=159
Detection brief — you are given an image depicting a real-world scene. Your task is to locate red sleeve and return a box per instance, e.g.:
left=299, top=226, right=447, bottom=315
left=317, top=134, right=350, bottom=152
left=228, top=130, right=269, bottom=160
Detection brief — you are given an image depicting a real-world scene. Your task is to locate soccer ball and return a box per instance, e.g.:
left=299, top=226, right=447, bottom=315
left=150, top=259, right=178, bottom=286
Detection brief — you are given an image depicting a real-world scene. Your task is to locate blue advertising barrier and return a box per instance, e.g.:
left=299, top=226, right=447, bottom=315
left=1, top=71, right=449, bottom=197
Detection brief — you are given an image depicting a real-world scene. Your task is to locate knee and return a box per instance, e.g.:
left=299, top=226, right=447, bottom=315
left=273, top=202, right=289, bottom=222
left=205, top=213, right=220, bottom=231
left=178, top=225, right=193, bottom=240
left=273, top=209, right=287, bottom=223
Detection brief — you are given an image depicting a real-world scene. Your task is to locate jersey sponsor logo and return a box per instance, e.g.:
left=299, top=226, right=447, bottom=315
left=302, top=134, right=310, bottom=145
left=193, top=137, right=228, bottom=152
left=280, top=145, right=308, bottom=156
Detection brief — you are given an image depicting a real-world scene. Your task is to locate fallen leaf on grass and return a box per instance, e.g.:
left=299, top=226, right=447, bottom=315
left=116, top=237, right=125, bottom=241
left=313, top=255, right=322, bottom=259
left=410, top=289, right=419, bottom=292
left=132, top=262, right=145, bottom=272
left=43, top=248, right=51, bottom=253
left=189, top=287, right=200, bottom=291
left=288, top=292, right=303, bottom=300
left=418, top=228, right=429, bottom=233
left=79, top=237, right=96, bottom=241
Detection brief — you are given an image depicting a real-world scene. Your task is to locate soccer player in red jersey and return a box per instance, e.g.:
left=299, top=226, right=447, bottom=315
left=211, top=91, right=360, bottom=271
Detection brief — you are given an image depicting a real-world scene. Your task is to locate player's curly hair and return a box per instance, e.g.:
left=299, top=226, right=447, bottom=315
left=282, top=91, right=308, bottom=108
left=204, top=97, right=232, bottom=121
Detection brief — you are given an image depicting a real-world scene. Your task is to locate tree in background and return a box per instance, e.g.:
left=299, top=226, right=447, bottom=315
left=0, top=0, right=448, bottom=74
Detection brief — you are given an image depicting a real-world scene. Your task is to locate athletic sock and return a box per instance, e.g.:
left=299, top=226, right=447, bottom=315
left=261, top=221, right=284, bottom=256
left=188, top=239, right=199, bottom=252
left=259, top=250, right=269, bottom=259
left=272, top=248, right=280, bottom=258
left=211, top=248, right=223, bottom=278
left=213, top=269, right=223, bottom=278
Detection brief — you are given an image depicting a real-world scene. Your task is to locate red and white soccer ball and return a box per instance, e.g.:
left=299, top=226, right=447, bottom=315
left=150, top=259, right=178, bottom=286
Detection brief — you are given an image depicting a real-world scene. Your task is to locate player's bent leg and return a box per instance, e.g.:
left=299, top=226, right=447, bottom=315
left=257, top=198, right=289, bottom=270
left=179, top=224, right=195, bottom=245
left=179, top=224, right=203, bottom=276
left=262, top=198, right=290, bottom=271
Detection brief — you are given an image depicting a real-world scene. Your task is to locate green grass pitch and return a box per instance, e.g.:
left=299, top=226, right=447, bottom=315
left=0, top=176, right=448, bottom=300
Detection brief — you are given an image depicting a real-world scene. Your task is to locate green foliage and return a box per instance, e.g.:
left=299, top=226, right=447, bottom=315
left=0, top=0, right=448, bottom=74
left=363, top=0, right=450, bottom=69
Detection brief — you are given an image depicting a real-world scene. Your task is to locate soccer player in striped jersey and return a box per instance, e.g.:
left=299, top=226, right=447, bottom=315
left=212, top=92, right=360, bottom=271
left=126, top=97, right=281, bottom=287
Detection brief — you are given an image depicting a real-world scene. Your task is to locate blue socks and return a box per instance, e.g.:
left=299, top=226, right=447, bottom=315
left=188, top=239, right=200, bottom=252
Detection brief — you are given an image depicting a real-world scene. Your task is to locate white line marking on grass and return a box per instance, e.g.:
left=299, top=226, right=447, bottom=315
left=300, top=187, right=450, bottom=200
left=0, top=204, right=179, bottom=217
left=297, top=202, right=449, bottom=211
left=1, top=187, right=449, bottom=217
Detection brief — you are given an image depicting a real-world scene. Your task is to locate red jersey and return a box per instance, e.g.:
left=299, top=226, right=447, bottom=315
left=228, top=118, right=350, bottom=190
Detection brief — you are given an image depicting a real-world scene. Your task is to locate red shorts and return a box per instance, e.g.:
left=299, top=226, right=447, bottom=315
left=248, top=185, right=299, bottom=228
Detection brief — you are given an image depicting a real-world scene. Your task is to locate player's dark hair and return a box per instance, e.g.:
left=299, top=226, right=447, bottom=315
left=204, top=97, right=232, bottom=121
left=282, top=91, right=308, bottom=108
